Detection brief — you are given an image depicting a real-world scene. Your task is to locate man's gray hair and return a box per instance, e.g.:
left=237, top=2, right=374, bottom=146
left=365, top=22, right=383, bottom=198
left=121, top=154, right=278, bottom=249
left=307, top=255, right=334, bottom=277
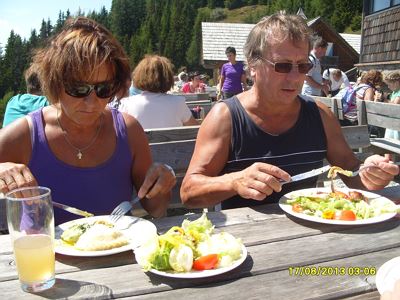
left=244, top=11, right=313, bottom=68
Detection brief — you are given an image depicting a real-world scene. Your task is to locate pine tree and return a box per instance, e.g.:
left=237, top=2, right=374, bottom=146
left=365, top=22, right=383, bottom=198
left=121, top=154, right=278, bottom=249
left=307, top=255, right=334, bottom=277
left=186, top=8, right=212, bottom=68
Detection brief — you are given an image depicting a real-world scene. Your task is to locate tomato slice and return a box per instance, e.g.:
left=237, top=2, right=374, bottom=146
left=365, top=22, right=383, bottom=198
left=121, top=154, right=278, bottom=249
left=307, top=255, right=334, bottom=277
left=334, top=210, right=356, bottom=221
left=192, top=254, right=219, bottom=271
left=292, top=203, right=303, bottom=213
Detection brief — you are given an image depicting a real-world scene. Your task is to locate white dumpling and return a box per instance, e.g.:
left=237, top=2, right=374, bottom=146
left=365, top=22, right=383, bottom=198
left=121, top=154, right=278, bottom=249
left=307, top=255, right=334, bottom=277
left=75, top=223, right=129, bottom=251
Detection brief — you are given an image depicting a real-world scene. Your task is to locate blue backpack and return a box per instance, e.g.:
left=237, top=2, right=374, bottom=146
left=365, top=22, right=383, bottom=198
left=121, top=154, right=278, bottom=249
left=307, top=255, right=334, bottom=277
left=337, top=85, right=364, bottom=114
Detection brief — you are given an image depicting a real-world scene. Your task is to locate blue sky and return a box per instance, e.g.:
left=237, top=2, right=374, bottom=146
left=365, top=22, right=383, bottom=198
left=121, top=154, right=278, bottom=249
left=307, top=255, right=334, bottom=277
left=0, top=0, right=112, bottom=47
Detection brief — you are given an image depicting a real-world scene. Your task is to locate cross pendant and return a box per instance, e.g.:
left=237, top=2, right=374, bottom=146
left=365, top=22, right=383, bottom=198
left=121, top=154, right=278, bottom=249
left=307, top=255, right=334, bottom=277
left=77, top=151, right=83, bottom=160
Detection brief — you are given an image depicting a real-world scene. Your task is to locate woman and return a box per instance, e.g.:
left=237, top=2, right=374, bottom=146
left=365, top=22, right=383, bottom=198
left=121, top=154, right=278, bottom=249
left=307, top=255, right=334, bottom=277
left=119, top=55, right=198, bottom=129
left=218, top=46, right=247, bottom=99
left=354, top=70, right=383, bottom=101
left=182, top=71, right=206, bottom=94
left=383, top=70, right=400, bottom=141
left=0, top=17, right=175, bottom=224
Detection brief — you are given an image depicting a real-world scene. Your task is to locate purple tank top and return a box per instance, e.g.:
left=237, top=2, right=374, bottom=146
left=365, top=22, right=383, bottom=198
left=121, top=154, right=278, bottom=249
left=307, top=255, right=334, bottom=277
left=28, top=108, right=133, bottom=224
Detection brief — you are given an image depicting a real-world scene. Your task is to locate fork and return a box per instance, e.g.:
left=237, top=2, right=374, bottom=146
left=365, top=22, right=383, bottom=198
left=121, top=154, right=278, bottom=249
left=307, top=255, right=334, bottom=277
left=110, top=196, right=141, bottom=223
left=350, top=162, right=400, bottom=177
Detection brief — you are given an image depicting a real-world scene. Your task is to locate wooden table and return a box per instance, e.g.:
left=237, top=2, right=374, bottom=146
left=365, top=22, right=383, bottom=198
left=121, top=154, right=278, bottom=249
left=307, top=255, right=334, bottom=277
left=1, top=186, right=399, bottom=299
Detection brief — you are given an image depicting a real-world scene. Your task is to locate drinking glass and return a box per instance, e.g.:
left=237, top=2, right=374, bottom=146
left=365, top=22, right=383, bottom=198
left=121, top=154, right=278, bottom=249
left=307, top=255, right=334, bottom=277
left=6, top=186, right=55, bottom=293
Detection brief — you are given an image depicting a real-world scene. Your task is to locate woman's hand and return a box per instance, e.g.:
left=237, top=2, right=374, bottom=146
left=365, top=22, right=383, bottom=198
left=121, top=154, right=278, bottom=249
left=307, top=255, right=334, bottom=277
left=359, top=155, right=399, bottom=190
left=0, top=162, right=37, bottom=193
left=230, top=162, right=290, bottom=201
left=137, top=163, right=176, bottom=199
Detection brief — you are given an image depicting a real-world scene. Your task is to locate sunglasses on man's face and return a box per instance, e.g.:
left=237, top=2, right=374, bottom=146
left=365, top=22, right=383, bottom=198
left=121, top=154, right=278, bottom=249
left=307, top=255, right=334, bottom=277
left=259, top=57, right=313, bottom=74
left=64, top=81, right=118, bottom=99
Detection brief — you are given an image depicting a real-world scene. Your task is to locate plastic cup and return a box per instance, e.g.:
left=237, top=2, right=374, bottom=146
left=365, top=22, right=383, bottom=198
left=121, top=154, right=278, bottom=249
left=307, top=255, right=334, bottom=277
left=6, top=186, right=55, bottom=293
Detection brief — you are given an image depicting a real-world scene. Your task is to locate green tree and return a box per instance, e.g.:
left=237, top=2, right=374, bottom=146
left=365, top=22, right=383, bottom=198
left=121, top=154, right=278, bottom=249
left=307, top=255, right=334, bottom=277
left=87, top=6, right=110, bottom=29
left=0, top=32, right=27, bottom=98
left=208, top=0, right=225, bottom=8
left=224, top=0, right=244, bottom=9
left=110, top=0, right=146, bottom=51
left=54, top=11, right=66, bottom=34
left=186, top=8, right=212, bottom=68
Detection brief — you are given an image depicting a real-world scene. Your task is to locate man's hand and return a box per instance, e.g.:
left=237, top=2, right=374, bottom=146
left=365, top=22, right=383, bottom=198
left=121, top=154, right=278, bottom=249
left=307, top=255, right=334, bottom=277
left=230, top=162, right=290, bottom=201
left=359, top=155, right=399, bottom=190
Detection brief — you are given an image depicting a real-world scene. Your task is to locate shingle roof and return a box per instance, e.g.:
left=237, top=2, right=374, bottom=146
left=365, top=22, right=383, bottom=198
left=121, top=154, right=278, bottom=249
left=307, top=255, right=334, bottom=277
left=202, top=20, right=361, bottom=62
left=202, top=22, right=254, bottom=62
left=339, top=33, right=361, bottom=54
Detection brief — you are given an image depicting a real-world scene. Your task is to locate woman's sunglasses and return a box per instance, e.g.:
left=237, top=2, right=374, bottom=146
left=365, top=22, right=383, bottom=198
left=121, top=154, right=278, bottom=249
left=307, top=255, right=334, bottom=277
left=64, top=81, right=118, bottom=98
left=259, top=57, right=313, bottom=74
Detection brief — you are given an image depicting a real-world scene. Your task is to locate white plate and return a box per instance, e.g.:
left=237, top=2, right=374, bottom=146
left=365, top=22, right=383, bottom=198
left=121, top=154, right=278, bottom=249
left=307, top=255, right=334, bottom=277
left=376, top=256, right=400, bottom=295
left=142, top=245, right=248, bottom=279
left=55, top=215, right=157, bottom=257
left=279, top=187, right=397, bottom=225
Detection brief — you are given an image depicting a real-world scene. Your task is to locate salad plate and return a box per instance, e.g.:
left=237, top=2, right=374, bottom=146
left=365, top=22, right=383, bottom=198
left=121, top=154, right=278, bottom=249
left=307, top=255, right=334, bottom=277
left=144, top=245, right=248, bottom=279
left=279, top=187, right=398, bottom=225
left=55, top=215, right=157, bottom=257
left=376, top=256, right=400, bottom=295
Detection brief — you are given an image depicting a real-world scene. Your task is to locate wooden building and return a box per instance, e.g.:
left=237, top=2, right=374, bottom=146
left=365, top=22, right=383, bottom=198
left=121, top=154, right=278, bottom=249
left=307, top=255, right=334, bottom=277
left=356, top=0, right=400, bottom=72
left=201, top=16, right=360, bottom=81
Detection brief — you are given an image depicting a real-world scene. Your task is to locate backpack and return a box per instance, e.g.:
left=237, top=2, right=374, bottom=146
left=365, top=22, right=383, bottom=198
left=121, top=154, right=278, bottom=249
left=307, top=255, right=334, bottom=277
left=336, top=85, right=364, bottom=114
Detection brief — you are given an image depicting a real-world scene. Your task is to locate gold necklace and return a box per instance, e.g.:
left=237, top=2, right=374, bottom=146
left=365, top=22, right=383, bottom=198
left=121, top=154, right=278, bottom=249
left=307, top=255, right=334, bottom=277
left=56, top=109, right=103, bottom=160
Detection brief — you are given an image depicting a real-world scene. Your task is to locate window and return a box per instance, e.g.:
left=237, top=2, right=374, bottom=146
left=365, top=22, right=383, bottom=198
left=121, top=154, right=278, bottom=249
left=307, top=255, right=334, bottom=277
left=368, top=0, right=400, bottom=13
left=373, top=0, right=390, bottom=12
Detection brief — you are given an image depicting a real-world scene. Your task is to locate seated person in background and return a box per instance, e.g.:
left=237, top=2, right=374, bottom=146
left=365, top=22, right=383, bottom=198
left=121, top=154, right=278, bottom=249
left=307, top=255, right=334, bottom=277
left=119, top=55, right=198, bottom=129
left=383, top=70, right=400, bottom=142
left=175, top=72, right=188, bottom=92
left=180, top=12, right=398, bottom=210
left=0, top=17, right=175, bottom=224
left=182, top=71, right=206, bottom=93
left=322, top=68, right=350, bottom=97
left=354, top=70, right=383, bottom=101
left=3, top=64, right=49, bottom=127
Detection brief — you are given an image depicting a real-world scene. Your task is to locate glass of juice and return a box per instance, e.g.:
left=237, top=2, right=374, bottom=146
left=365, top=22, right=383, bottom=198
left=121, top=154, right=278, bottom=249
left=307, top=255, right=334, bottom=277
left=6, top=186, right=55, bottom=293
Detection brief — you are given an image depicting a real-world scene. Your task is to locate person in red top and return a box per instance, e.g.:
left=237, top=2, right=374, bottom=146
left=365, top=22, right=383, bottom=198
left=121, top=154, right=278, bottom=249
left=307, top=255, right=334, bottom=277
left=182, top=71, right=206, bottom=93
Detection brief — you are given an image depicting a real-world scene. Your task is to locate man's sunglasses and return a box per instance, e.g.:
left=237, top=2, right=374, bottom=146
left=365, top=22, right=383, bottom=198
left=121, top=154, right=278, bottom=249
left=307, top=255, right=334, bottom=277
left=64, top=81, right=118, bottom=98
left=259, top=57, right=313, bottom=74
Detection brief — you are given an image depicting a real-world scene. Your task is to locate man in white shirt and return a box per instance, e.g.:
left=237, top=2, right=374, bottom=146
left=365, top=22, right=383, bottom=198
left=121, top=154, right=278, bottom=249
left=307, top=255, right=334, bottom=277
left=302, top=37, right=330, bottom=96
left=322, top=68, right=350, bottom=96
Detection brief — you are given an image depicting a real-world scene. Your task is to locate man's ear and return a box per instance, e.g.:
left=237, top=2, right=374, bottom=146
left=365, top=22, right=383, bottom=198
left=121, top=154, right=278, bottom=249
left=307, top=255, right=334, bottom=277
left=250, top=66, right=256, bottom=77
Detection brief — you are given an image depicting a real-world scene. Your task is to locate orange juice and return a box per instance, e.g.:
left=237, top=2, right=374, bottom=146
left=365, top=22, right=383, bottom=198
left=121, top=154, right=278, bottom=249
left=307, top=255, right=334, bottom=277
left=13, top=234, right=55, bottom=284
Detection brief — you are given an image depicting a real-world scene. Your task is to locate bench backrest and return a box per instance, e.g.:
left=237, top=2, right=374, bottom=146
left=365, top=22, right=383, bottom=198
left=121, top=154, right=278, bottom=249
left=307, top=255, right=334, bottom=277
left=313, top=96, right=338, bottom=117
left=150, top=139, right=195, bottom=176
left=186, top=100, right=213, bottom=116
left=145, top=126, right=200, bottom=143
left=357, top=100, right=400, bottom=131
left=174, top=92, right=210, bottom=101
left=341, top=125, right=371, bottom=149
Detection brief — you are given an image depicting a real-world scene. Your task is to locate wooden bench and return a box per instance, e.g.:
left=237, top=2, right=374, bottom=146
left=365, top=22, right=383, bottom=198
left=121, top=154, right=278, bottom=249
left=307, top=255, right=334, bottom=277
left=313, top=96, right=338, bottom=117
left=357, top=100, right=400, bottom=155
left=185, top=100, right=213, bottom=117
left=145, top=125, right=199, bottom=143
left=171, top=92, right=210, bottom=102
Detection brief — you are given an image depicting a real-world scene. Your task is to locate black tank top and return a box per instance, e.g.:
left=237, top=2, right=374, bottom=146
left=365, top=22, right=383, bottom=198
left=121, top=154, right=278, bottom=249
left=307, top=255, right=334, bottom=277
left=221, top=95, right=327, bottom=209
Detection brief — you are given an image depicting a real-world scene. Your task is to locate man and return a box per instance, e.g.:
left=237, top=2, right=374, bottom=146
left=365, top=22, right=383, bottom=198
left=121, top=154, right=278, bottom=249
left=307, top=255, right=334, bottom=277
left=180, top=12, right=398, bottom=209
left=3, top=64, right=48, bottom=127
left=301, top=37, right=330, bottom=96
left=322, top=68, right=350, bottom=96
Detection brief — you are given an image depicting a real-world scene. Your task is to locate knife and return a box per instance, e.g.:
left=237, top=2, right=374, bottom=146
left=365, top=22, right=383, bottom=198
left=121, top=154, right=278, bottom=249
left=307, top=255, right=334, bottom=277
left=281, top=165, right=331, bottom=185
left=52, top=201, right=94, bottom=218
